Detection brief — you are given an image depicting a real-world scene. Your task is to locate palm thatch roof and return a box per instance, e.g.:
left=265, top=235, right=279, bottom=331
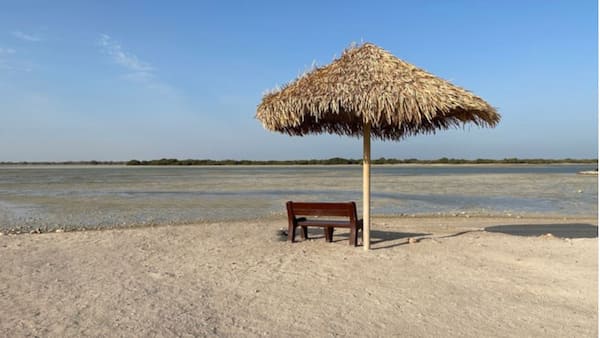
left=256, top=43, right=499, bottom=140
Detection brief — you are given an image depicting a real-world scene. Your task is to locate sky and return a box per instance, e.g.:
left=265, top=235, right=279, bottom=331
left=0, top=0, right=597, bottom=161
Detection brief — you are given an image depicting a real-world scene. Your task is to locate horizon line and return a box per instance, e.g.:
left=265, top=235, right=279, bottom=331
left=0, top=157, right=597, bottom=166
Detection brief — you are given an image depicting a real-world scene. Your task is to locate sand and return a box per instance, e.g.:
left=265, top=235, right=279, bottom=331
left=0, top=216, right=597, bottom=337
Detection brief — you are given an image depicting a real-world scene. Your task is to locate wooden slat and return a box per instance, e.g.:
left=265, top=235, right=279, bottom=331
left=290, top=202, right=354, bottom=217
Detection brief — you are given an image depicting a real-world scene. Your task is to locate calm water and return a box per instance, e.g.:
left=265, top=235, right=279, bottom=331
left=0, top=165, right=597, bottom=232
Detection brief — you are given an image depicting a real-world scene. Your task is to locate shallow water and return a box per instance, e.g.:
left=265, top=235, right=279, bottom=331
left=0, top=165, right=596, bottom=232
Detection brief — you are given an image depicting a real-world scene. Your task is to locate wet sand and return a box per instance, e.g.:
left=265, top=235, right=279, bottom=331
left=0, top=216, right=597, bottom=337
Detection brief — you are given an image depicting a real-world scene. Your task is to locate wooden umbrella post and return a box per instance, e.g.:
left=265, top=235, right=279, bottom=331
left=363, top=122, right=371, bottom=251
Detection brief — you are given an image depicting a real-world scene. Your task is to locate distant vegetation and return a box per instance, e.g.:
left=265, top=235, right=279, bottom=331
left=0, top=158, right=596, bottom=166
left=124, top=157, right=597, bottom=166
left=0, top=161, right=127, bottom=165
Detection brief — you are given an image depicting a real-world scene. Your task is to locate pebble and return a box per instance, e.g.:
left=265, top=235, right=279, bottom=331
left=407, top=237, right=418, bottom=244
left=55, top=229, right=64, bottom=233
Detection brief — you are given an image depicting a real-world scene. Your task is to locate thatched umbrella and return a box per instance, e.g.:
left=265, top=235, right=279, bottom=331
left=256, top=43, right=499, bottom=251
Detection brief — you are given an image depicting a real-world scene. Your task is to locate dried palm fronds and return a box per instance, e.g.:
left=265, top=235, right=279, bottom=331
left=256, top=43, right=499, bottom=140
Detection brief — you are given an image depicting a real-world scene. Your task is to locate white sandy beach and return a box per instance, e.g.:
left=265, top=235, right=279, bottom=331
left=0, top=216, right=597, bottom=337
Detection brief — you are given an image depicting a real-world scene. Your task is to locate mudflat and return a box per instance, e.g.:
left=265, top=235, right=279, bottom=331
left=0, top=216, right=597, bottom=337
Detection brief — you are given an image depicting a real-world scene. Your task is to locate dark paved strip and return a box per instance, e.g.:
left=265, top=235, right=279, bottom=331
left=485, top=223, right=598, bottom=239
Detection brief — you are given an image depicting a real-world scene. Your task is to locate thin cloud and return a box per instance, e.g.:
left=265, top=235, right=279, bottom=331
left=0, top=47, right=16, bottom=55
left=0, top=47, right=33, bottom=72
left=12, top=31, right=41, bottom=42
left=0, top=47, right=15, bottom=71
left=97, top=34, right=179, bottom=98
left=98, top=34, right=154, bottom=75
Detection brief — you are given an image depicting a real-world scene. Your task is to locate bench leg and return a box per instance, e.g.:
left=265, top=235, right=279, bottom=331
left=324, top=227, right=334, bottom=242
left=288, top=224, right=296, bottom=243
left=300, top=226, right=308, bottom=240
left=349, top=226, right=358, bottom=247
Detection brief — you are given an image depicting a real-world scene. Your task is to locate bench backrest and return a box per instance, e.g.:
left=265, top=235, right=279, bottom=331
left=286, top=201, right=358, bottom=222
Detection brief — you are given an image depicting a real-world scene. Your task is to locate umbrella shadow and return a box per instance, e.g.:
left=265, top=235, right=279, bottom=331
left=437, top=229, right=484, bottom=239
left=284, top=228, right=431, bottom=249
left=484, top=223, right=598, bottom=238
left=369, top=230, right=431, bottom=249
left=329, top=229, right=431, bottom=249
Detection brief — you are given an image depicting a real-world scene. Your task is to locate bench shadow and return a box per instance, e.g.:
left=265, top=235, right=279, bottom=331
left=484, top=223, right=598, bottom=238
left=306, top=228, right=328, bottom=239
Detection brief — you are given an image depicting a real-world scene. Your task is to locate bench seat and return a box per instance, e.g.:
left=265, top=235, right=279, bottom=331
left=297, top=219, right=355, bottom=227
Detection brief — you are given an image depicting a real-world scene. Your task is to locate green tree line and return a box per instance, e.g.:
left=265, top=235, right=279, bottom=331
left=1, top=158, right=596, bottom=166
left=124, top=157, right=598, bottom=166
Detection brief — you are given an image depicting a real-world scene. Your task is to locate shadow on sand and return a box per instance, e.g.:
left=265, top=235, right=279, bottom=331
left=330, top=229, right=431, bottom=250
left=368, top=230, right=431, bottom=249
left=278, top=223, right=597, bottom=249
left=277, top=228, right=430, bottom=249
left=484, top=223, right=598, bottom=239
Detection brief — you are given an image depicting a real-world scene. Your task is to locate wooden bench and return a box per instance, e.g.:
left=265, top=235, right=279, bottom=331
left=286, top=201, right=363, bottom=246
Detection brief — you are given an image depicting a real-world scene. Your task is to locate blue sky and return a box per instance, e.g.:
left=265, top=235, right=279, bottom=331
left=0, top=1, right=597, bottom=161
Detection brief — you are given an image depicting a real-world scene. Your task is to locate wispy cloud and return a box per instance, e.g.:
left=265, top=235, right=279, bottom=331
left=97, top=34, right=180, bottom=98
left=12, top=31, right=41, bottom=42
left=98, top=34, right=154, bottom=78
left=0, top=47, right=15, bottom=70
left=0, top=47, right=16, bottom=55
left=0, top=46, right=32, bottom=72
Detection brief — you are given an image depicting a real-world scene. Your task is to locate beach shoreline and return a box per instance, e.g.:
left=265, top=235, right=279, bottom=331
left=2, top=213, right=597, bottom=235
left=1, top=216, right=596, bottom=336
